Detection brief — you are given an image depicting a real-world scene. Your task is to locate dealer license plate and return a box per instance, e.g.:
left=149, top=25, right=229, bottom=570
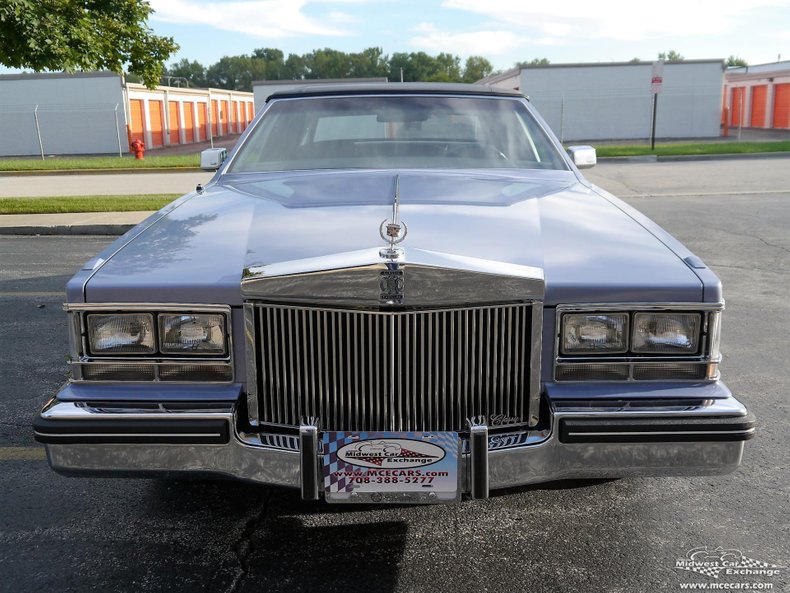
left=322, top=431, right=460, bottom=504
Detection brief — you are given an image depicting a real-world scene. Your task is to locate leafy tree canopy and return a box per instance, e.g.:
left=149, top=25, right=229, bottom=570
left=0, top=0, right=177, bottom=88
left=462, top=56, right=494, bottom=82
left=166, top=59, right=207, bottom=88
left=165, top=47, right=497, bottom=91
left=657, top=50, right=684, bottom=62
left=514, top=58, right=550, bottom=68
left=726, top=55, right=748, bottom=67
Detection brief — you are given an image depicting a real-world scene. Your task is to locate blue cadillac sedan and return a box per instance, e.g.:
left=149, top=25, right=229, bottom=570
left=34, top=83, right=754, bottom=504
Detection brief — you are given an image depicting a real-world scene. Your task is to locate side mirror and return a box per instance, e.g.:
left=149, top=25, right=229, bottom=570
left=200, top=148, right=228, bottom=171
left=566, top=145, right=597, bottom=169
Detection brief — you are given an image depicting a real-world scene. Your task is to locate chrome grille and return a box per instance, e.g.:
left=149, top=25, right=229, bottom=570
left=247, top=303, right=533, bottom=432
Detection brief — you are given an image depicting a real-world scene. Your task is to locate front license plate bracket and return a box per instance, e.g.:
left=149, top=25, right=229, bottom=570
left=322, top=431, right=461, bottom=504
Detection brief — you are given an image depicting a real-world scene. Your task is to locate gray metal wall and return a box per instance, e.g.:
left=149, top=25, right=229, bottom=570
left=520, top=61, right=724, bottom=141
left=0, top=72, right=125, bottom=156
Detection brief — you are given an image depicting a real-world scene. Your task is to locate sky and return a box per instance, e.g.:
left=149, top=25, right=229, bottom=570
left=145, top=0, right=790, bottom=69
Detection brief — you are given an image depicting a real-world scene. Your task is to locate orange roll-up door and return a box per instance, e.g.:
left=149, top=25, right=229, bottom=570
left=773, top=84, right=790, bottom=129
left=148, top=100, right=165, bottom=147
left=197, top=103, right=207, bottom=141
left=730, top=88, right=744, bottom=127
left=750, top=86, right=767, bottom=128
left=129, top=99, right=145, bottom=150
left=221, top=100, right=230, bottom=136
left=182, top=101, right=195, bottom=142
left=211, top=100, right=219, bottom=137
left=247, top=102, right=254, bottom=127
left=168, top=101, right=180, bottom=144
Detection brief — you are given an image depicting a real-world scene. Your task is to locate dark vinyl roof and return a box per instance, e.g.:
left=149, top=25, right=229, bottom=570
left=253, top=77, right=388, bottom=86
left=267, top=82, right=524, bottom=100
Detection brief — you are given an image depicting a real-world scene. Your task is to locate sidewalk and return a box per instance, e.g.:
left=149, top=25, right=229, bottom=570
left=2, top=151, right=789, bottom=236
left=0, top=211, right=151, bottom=235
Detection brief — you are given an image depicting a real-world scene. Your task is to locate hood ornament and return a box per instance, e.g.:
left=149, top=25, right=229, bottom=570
left=379, top=175, right=407, bottom=260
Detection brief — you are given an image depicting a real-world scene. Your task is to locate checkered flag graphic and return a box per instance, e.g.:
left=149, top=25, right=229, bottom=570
left=396, top=447, right=436, bottom=459
left=738, top=556, right=780, bottom=569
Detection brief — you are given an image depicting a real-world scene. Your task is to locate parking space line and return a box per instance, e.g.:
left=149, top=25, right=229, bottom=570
left=618, top=189, right=790, bottom=198
left=0, top=447, right=47, bottom=461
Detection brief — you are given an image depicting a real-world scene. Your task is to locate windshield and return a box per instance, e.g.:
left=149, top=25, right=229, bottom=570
left=228, top=95, right=568, bottom=172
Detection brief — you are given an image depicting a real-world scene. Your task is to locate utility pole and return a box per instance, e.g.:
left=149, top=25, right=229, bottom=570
left=650, top=60, right=664, bottom=150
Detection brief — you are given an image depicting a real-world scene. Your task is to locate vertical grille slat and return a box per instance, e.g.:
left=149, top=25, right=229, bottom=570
left=251, top=303, right=532, bottom=432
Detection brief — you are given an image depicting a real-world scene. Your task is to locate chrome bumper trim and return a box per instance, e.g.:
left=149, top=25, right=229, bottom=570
left=299, top=423, right=320, bottom=501
left=37, top=395, right=752, bottom=494
left=469, top=421, right=490, bottom=499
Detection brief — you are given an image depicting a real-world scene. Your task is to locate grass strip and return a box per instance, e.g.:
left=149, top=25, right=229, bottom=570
left=595, top=141, right=790, bottom=157
left=0, top=194, right=180, bottom=214
left=0, top=155, right=199, bottom=171
left=2, top=141, right=788, bottom=171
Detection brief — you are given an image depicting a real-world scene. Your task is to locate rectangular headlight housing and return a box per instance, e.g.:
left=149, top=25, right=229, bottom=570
left=158, top=313, right=227, bottom=355
left=87, top=313, right=156, bottom=355
left=561, top=313, right=628, bottom=354
left=632, top=312, right=701, bottom=354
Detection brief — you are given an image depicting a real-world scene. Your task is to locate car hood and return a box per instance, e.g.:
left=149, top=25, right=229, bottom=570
left=81, top=169, right=705, bottom=305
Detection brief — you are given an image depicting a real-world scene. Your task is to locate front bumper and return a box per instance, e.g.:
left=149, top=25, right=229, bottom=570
left=34, top=390, right=754, bottom=500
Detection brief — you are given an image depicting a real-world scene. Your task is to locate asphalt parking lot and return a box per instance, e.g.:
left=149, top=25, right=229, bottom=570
left=0, top=159, right=788, bottom=593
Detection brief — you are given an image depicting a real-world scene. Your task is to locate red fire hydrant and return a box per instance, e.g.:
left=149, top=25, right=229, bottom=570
left=130, top=138, right=145, bottom=160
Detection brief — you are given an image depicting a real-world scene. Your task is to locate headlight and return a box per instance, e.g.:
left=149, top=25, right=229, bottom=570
left=561, top=313, right=628, bottom=354
left=87, top=313, right=156, bottom=354
left=632, top=312, right=701, bottom=353
left=159, top=313, right=226, bottom=355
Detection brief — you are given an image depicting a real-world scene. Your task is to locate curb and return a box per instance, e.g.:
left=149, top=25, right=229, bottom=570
left=0, top=167, right=201, bottom=177
left=598, top=155, right=658, bottom=163
left=598, top=151, right=790, bottom=163
left=656, top=151, right=790, bottom=162
left=0, top=224, right=133, bottom=236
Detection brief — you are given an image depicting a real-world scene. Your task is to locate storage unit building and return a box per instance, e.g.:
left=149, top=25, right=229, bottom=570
left=125, top=83, right=255, bottom=149
left=0, top=72, right=255, bottom=157
left=480, top=60, right=725, bottom=141
left=724, top=61, right=790, bottom=129
left=0, top=72, right=126, bottom=156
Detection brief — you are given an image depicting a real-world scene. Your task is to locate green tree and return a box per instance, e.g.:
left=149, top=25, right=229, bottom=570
left=388, top=51, right=464, bottom=82
left=206, top=55, right=265, bottom=91
left=167, top=59, right=207, bottom=88
left=283, top=53, right=307, bottom=80
left=0, top=0, right=177, bottom=88
left=462, top=56, right=494, bottom=82
left=302, top=48, right=352, bottom=78
left=430, top=53, right=462, bottom=81
left=726, top=55, right=748, bottom=67
left=252, top=48, right=288, bottom=80
left=348, top=47, right=389, bottom=78
left=388, top=52, right=413, bottom=81
left=514, top=58, right=550, bottom=68
left=658, top=50, right=684, bottom=62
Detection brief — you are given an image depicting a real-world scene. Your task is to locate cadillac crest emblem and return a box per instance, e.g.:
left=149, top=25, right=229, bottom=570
left=379, top=174, right=407, bottom=260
